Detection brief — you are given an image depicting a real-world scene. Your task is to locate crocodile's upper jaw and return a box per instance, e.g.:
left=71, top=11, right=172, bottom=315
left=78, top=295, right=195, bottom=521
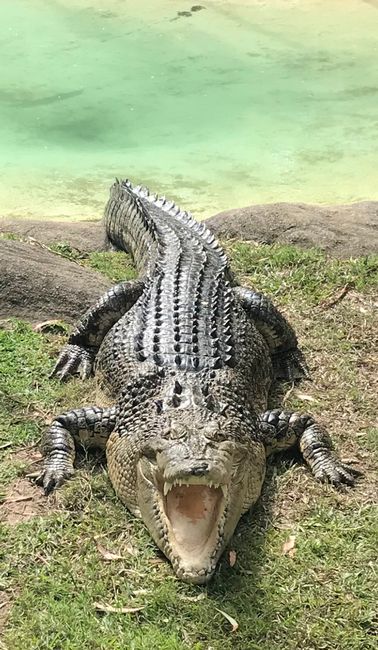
left=137, top=460, right=232, bottom=583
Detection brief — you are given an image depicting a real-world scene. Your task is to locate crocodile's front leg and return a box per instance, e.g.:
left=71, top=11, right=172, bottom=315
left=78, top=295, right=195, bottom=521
left=36, top=406, right=117, bottom=493
left=234, top=286, right=309, bottom=380
left=260, top=409, right=360, bottom=486
left=52, top=279, right=144, bottom=381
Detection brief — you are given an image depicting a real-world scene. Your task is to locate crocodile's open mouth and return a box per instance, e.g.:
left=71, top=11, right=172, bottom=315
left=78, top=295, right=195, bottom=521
left=164, top=481, right=225, bottom=556
left=158, top=477, right=228, bottom=582
left=138, top=460, right=228, bottom=582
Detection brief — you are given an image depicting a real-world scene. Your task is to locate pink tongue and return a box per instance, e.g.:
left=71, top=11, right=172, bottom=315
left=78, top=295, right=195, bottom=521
left=166, top=485, right=221, bottom=551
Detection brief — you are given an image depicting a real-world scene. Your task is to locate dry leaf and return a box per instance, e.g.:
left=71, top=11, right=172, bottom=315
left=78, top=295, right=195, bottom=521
left=33, top=320, right=67, bottom=334
left=319, top=283, right=352, bottom=310
left=0, top=442, right=13, bottom=450
left=132, top=589, right=149, bottom=596
left=96, top=543, right=125, bottom=561
left=0, top=601, right=8, bottom=610
left=282, top=535, right=296, bottom=557
left=96, top=540, right=139, bottom=560
left=94, top=602, right=145, bottom=614
left=229, top=550, right=237, bottom=567
left=124, top=543, right=139, bottom=557
left=179, top=593, right=206, bottom=602
left=282, top=385, right=295, bottom=404
left=24, top=471, right=41, bottom=479
left=295, top=391, right=317, bottom=403
left=4, top=496, right=33, bottom=504
left=215, top=608, right=239, bottom=632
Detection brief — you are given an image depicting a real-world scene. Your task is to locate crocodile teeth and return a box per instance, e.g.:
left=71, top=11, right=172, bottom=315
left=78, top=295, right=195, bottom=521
left=164, top=482, right=174, bottom=496
left=163, top=478, right=227, bottom=494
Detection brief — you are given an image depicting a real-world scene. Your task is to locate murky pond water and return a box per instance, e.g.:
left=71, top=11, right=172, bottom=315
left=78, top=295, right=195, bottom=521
left=0, top=0, right=377, bottom=219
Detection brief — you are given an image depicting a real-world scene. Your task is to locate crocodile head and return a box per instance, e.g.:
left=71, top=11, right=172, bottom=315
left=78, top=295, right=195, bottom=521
left=136, top=407, right=265, bottom=584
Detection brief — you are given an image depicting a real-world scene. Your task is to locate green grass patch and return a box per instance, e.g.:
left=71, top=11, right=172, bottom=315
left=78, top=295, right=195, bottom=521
left=0, top=232, right=20, bottom=241
left=47, top=241, right=137, bottom=283
left=86, top=251, right=137, bottom=283
left=0, top=242, right=377, bottom=649
left=228, top=242, right=378, bottom=303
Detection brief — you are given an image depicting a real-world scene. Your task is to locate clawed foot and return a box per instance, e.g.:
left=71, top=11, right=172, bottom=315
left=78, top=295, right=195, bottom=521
left=50, top=344, right=96, bottom=381
left=35, top=461, right=75, bottom=495
left=313, top=457, right=362, bottom=487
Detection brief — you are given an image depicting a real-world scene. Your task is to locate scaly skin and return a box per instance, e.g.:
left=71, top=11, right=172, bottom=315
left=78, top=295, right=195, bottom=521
left=37, top=180, right=359, bottom=584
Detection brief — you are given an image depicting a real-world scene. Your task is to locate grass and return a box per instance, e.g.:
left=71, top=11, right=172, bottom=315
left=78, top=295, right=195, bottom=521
left=0, top=241, right=377, bottom=649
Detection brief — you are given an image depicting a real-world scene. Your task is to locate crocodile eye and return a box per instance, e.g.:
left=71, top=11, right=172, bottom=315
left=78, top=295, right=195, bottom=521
left=204, top=421, right=223, bottom=441
left=169, top=422, right=186, bottom=440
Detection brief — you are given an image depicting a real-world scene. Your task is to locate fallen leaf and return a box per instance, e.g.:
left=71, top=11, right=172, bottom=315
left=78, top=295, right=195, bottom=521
left=282, top=535, right=296, bottom=557
left=319, top=283, right=352, bottom=310
left=24, top=471, right=41, bottom=479
left=282, top=385, right=295, bottom=404
left=0, top=601, right=9, bottom=610
left=4, top=496, right=33, bottom=504
left=0, top=442, right=13, bottom=450
left=295, top=391, right=317, bottom=403
left=93, top=602, right=145, bottom=614
left=215, top=608, right=239, bottom=632
left=124, top=543, right=139, bottom=557
left=179, top=593, right=206, bottom=602
left=229, top=550, right=237, bottom=567
left=33, top=320, right=67, bottom=334
left=96, top=543, right=125, bottom=561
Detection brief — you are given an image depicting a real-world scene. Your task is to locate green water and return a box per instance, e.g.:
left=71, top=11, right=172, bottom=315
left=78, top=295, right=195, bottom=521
left=0, top=0, right=377, bottom=220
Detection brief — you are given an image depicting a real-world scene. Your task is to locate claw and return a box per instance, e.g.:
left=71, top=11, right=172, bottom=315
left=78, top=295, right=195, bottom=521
left=35, top=464, right=75, bottom=494
left=50, top=344, right=95, bottom=382
left=316, top=461, right=361, bottom=488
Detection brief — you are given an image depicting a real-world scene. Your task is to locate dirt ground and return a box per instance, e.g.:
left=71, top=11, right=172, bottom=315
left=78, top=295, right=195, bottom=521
left=0, top=448, right=52, bottom=526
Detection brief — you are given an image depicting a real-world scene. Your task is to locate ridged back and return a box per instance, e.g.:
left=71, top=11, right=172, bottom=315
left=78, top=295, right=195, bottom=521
left=104, top=180, right=235, bottom=371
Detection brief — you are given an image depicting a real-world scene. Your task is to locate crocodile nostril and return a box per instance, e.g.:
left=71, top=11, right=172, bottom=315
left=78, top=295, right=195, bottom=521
left=190, top=463, right=209, bottom=476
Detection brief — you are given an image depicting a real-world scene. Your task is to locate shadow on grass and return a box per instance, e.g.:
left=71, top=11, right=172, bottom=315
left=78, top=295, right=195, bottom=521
left=204, top=380, right=304, bottom=620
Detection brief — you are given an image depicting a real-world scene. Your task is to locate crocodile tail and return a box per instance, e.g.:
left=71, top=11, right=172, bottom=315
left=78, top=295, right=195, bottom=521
left=121, top=179, right=227, bottom=265
left=104, top=180, right=159, bottom=269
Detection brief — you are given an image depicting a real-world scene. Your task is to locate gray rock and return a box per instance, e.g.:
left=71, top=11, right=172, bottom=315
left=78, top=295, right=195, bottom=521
left=0, top=240, right=110, bottom=324
left=205, top=201, right=378, bottom=258
left=0, top=218, right=105, bottom=253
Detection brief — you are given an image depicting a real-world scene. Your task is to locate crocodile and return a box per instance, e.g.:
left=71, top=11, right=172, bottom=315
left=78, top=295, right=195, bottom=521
left=37, top=179, right=359, bottom=584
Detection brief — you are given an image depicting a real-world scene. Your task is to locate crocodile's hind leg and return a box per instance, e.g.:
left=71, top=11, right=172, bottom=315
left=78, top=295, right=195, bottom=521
left=234, top=286, right=309, bottom=381
left=260, top=409, right=360, bottom=486
left=52, top=279, right=144, bottom=381
left=36, top=406, right=117, bottom=493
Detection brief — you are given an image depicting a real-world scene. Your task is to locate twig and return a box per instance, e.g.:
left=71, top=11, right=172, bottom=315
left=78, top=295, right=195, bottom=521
left=319, top=283, right=352, bottom=310
left=4, top=496, right=33, bottom=504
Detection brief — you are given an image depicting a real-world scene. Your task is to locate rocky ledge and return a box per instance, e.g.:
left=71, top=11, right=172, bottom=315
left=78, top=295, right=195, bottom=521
left=1, top=201, right=377, bottom=323
left=205, top=201, right=378, bottom=258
